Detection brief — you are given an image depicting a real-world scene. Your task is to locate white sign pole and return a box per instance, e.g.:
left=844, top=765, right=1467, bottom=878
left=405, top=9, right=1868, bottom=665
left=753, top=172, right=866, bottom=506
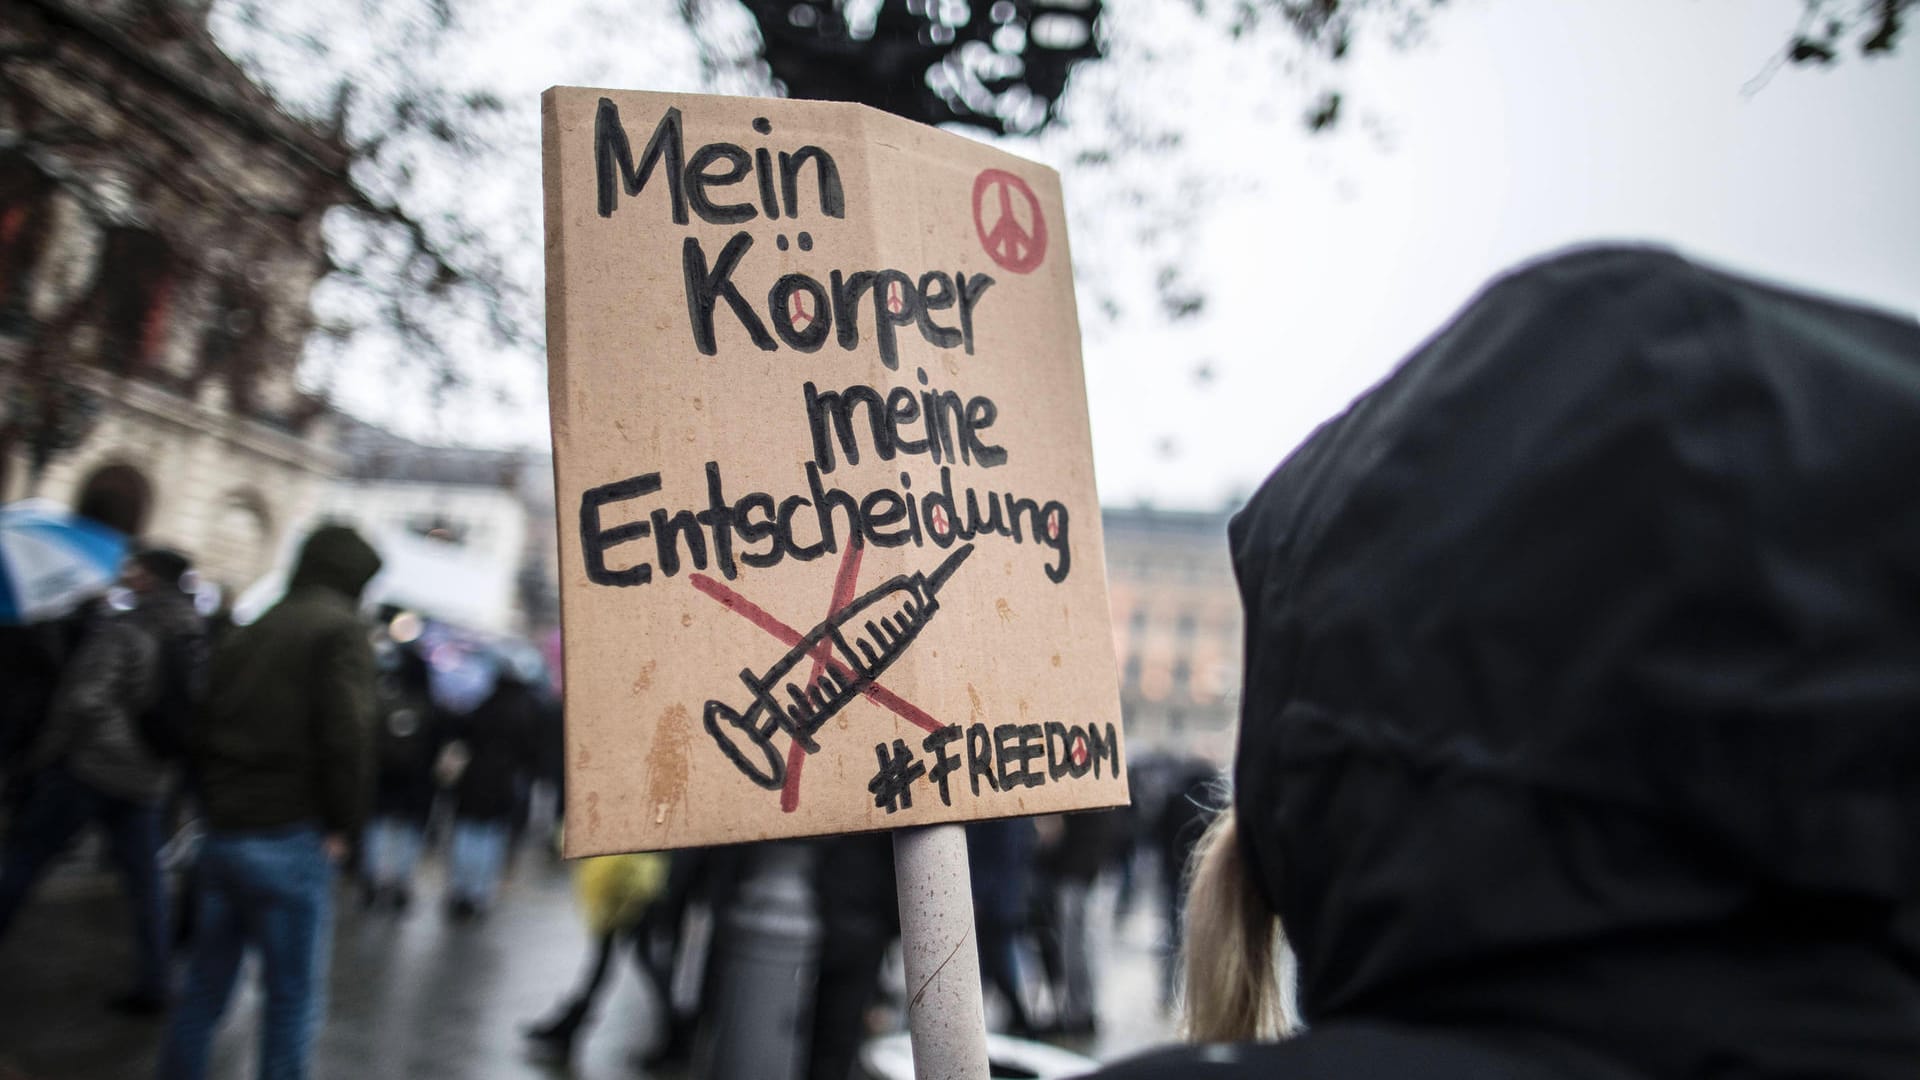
left=893, top=823, right=991, bottom=1080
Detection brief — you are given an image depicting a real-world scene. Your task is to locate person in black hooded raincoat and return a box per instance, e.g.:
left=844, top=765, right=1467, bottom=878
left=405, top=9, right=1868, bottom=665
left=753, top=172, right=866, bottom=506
left=1085, top=247, right=1920, bottom=1080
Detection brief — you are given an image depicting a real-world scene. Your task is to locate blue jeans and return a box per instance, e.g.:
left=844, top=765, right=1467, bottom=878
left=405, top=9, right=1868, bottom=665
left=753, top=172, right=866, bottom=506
left=447, top=820, right=508, bottom=908
left=0, top=768, right=169, bottom=996
left=362, top=816, right=424, bottom=891
left=157, top=826, right=333, bottom=1080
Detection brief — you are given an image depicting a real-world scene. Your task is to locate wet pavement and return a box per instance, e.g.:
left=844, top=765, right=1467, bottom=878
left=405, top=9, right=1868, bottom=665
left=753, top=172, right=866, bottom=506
left=0, top=846, right=1174, bottom=1079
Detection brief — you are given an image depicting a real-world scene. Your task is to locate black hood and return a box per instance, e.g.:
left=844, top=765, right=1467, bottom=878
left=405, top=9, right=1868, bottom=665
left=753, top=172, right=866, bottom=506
left=1229, top=247, right=1920, bottom=1075
left=288, top=524, right=382, bottom=602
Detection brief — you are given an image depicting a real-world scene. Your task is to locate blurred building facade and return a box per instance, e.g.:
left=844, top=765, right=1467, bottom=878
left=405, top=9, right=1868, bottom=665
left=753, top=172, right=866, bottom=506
left=1102, top=506, right=1242, bottom=762
left=308, top=419, right=559, bottom=638
left=0, top=0, right=353, bottom=591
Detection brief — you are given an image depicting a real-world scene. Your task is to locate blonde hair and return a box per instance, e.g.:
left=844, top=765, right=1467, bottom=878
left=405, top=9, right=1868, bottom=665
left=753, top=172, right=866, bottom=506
left=1179, top=807, right=1292, bottom=1042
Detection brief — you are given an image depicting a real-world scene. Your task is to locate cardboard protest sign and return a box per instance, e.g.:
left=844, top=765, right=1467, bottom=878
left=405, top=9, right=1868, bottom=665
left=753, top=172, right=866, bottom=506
left=542, top=87, right=1127, bottom=855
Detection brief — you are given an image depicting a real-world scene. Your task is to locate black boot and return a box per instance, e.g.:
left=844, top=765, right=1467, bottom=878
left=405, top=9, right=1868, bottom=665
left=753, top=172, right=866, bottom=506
left=639, top=1020, right=694, bottom=1070
left=522, top=999, right=589, bottom=1062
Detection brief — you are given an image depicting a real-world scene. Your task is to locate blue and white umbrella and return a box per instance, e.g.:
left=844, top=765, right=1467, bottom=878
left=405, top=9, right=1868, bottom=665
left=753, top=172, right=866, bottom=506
left=0, top=499, right=128, bottom=624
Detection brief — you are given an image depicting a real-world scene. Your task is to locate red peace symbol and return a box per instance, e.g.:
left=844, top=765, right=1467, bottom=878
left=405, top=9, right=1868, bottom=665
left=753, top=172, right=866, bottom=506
left=788, top=291, right=815, bottom=331
left=886, top=280, right=906, bottom=315
left=928, top=504, right=950, bottom=538
left=972, top=169, right=1047, bottom=274
left=1045, top=507, right=1061, bottom=541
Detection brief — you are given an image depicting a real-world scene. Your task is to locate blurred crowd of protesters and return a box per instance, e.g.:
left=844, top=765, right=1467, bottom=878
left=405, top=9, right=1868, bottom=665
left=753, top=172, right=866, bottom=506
left=0, top=517, right=569, bottom=1079
left=0, top=506, right=1218, bottom=1080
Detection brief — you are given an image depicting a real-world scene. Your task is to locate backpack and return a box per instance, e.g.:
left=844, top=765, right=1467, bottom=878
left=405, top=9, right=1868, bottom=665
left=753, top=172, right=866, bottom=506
left=135, top=626, right=210, bottom=760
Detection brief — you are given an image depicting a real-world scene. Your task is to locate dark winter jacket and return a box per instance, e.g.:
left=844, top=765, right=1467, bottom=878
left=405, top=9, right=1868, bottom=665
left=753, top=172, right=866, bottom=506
left=372, top=646, right=444, bottom=821
left=1090, top=248, right=1920, bottom=1079
left=24, top=598, right=159, bottom=801
left=195, top=526, right=382, bottom=836
left=449, top=674, right=539, bottom=822
left=1040, top=808, right=1128, bottom=884
left=966, top=817, right=1035, bottom=925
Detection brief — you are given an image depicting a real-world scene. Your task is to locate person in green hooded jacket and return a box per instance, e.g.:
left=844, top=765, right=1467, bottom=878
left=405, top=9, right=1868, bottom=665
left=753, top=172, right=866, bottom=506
left=158, top=524, right=382, bottom=1080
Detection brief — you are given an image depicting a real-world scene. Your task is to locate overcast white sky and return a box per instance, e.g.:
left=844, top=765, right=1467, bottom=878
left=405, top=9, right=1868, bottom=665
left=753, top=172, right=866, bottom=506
left=294, top=0, right=1920, bottom=511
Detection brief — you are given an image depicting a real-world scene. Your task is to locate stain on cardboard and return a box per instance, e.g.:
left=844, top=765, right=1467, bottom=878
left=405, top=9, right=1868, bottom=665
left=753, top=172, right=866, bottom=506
left=644, top=704, right=693, bottom=831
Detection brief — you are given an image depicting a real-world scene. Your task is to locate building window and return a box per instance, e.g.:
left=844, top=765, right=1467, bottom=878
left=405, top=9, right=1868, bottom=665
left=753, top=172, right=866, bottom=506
left=0, top=157, right=53, bottom=314
left=1171, top=658, right=1191, bottom=698
left=93, top=228, right=176, bottom=373
left=1175, top=611, right=1195, bottom=640
left=1129, top=605, right=1148, bottom=633
left=198, top=277, right=264, bottom=407
left=1122, top=653, right=1142, bottom=690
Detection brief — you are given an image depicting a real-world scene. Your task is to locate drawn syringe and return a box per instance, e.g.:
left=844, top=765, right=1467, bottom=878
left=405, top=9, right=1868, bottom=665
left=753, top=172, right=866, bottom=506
left=704, top=543, right=975, bottom=789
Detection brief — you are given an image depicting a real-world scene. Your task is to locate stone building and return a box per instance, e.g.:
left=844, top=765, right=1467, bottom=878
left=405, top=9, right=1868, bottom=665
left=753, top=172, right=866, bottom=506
left=0, top=0, right=353, bottom=592
left=1103, top=505, right=1242, bottom=763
